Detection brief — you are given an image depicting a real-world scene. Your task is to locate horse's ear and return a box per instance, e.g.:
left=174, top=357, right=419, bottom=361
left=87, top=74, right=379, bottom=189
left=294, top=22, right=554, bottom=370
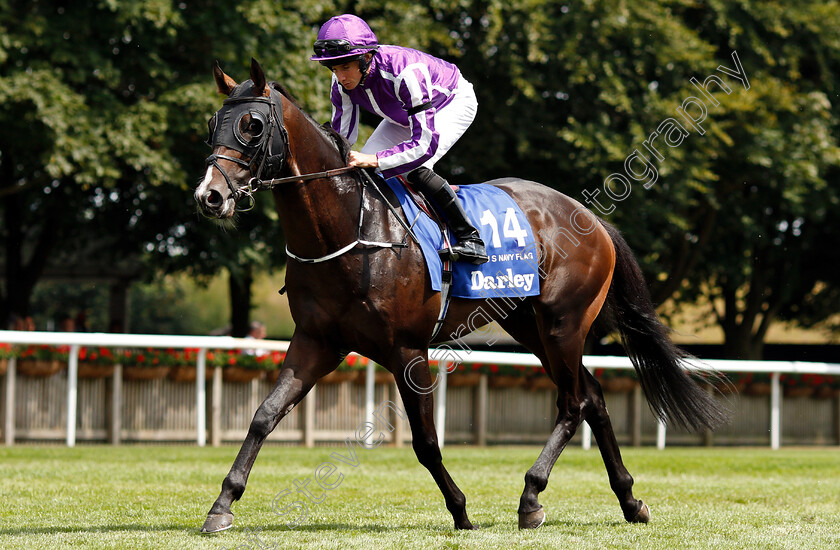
left=213, top=60, right=237, bottom=96
left=250, top=57, right=268, bottom=97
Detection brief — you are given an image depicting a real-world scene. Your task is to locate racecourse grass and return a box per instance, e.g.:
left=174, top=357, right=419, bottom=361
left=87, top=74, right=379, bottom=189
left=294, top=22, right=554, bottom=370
left=1, top=445, right=838, bottom=549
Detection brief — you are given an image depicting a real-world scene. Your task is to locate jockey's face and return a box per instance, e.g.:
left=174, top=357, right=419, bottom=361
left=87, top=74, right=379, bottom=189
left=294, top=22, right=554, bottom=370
left=331, top=61, right=362, bottom=90
left=331, top=57, right=366, bottom=90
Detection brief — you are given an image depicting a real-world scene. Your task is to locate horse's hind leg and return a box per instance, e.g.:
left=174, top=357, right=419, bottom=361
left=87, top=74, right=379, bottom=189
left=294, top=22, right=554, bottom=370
left=394, top=345, right=475, bottom=530
left=497, top=304, right=585, bottom=528
left=581, top=366, right=650, bottom=523
left=516, top=331, right=586, bottom=529
left=507, top=298, right=647, bottom=528
left=201, top=331, right=341, bottom=533
left=506, top=305, right=648, bottom=527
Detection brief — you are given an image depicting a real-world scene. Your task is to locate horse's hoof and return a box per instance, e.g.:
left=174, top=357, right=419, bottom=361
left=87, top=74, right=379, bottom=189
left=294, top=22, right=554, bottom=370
left=200, top=512, right=234, bottom=533
left=630, top=501, right=650, bottom=524
left=518, top=506, right=545, bottom=529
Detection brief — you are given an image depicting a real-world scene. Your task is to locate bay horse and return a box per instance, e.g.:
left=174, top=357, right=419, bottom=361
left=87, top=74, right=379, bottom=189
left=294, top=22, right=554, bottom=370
left=195, top=59, right=728, bottom=533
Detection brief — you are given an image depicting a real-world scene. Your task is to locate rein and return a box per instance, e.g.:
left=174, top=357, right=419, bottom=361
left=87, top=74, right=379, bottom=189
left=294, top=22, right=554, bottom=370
left=246, top=164, right=421, bottom=264
left=232, top=166, right=357, bottom=214
left=247, top=166, right=356, bottom=190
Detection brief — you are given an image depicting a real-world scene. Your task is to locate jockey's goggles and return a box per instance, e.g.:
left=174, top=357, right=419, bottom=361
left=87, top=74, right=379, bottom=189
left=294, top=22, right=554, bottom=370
left=313, top=39, right=375, bottom=58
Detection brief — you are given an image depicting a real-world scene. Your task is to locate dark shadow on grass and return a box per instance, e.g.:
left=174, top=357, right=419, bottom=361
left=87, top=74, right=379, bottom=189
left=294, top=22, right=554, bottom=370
left=231, top=519, right=518, bottom=533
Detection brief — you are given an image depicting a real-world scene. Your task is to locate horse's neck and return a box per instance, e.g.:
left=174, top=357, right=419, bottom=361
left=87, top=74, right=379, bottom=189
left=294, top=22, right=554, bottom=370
left=273, top=100, right=361, bottom=259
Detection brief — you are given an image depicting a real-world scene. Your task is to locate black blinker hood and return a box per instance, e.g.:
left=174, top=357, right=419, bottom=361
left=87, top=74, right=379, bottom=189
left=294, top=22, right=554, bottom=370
left=206, top=80, right=288, bottom=180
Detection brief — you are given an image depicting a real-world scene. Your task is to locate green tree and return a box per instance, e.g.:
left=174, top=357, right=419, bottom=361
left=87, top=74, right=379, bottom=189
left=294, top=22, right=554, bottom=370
left=429, top=0, right=840, bottom=358
left=0, top=0, right=339, bottom=334
left=670, top=1, right=840, bottom=358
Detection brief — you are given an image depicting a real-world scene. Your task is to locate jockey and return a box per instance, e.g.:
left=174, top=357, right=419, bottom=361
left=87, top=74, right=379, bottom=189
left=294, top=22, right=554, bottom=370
left=311, top=14, right=489, bottom=265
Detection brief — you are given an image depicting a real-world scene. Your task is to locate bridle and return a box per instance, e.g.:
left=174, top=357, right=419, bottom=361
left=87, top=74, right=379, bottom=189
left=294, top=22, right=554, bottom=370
left=205, top=84, right=291, bottom=211
left=203, top=82, right=419, bottom=262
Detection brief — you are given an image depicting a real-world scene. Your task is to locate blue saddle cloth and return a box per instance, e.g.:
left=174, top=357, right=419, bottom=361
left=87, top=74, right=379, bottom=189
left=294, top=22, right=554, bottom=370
left=382, top=177, right=541, bottom=299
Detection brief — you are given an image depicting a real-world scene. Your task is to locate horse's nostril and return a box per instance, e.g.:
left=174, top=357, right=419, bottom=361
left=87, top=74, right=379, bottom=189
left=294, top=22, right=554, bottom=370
left=205, top=190, right=224, bottom=208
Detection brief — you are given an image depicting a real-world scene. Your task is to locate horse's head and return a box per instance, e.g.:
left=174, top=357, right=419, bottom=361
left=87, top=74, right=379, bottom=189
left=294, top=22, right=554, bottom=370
left=195, top=59, right=289, bottom=219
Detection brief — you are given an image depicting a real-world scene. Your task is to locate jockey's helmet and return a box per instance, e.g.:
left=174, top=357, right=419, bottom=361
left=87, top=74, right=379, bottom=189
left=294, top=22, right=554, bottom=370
left=311, top=14, right=379, bottom=71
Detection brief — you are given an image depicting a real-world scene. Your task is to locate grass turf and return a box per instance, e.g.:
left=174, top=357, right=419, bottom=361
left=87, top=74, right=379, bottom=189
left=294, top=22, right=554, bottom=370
left=0, top=445, right=838, bottom=549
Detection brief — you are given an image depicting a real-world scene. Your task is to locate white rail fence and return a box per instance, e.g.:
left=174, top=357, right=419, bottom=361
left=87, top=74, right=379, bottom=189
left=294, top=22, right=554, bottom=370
left=2, top=330, right=839, bottom=450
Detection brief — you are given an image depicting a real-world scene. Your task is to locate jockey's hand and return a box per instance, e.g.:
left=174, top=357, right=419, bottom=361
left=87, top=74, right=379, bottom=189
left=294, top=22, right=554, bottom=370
left=348, top=151, right=379, bottom=169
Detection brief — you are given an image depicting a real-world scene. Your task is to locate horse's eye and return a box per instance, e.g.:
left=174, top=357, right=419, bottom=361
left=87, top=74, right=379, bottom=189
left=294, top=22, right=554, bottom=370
left=238, top=113, right=264, bottom=143
left=248, top=118, right=264, bottom=137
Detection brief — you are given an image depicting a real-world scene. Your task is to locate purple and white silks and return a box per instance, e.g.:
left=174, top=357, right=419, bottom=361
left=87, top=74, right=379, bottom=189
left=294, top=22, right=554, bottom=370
left=329, top=45, right=477, bottom=178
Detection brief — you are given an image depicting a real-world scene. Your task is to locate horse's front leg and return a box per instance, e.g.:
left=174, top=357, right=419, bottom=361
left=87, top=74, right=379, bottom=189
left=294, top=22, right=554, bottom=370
left=395, top=346, right=475, bottom=530
left=201, top=332, right=340, bottom=533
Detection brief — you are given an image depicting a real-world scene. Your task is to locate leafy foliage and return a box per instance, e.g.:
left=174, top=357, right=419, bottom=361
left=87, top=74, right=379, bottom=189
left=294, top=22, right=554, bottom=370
left=207, top=349, right=286, bottom=371
left=0, top=0, right=331, bottom=332
left=15, top=344, right=70, bottom=362
left=427, top=0, right=840, bottom=357
left=2, top=1, right=840, bottom=356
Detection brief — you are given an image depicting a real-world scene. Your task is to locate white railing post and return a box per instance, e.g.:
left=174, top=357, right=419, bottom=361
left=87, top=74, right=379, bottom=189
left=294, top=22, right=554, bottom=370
left=771, top=371, right=781, bottom=450
left=582, top=422, right=592, bottom=450
left=196, top=348, right=207, bottom=447
left=436, top=364, right=448, bottom=449
left=66, top=344, right=79, bottom=447
left=211, top=366, right=223, bottom=447
left=656, top=420, right=667, bottom=450
left=110, top=364, right=122, bottom=445
left=475, top=374, right=488, bottom=446
left=303, top=386, right=315, bottom=448
left=5, top=357, right=16, bottom=445
left=365, top=358, right=375, bottom=426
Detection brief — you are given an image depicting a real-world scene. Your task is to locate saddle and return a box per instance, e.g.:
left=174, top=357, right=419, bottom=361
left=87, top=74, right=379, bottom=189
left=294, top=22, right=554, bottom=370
left=379, top=174, right=540, bottom=340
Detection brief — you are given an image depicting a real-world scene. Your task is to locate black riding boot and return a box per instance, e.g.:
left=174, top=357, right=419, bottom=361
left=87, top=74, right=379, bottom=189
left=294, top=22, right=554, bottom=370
left=407, top=168, right=489, bottom=265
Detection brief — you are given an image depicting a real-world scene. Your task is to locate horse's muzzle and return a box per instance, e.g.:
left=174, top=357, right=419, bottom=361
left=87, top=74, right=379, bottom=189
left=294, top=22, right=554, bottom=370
left=195, top=186, right=236, bottom=219
left=195, top=164, right=238, bottom=219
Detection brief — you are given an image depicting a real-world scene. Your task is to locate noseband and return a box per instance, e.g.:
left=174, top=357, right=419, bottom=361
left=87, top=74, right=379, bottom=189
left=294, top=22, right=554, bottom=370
left=205, top=85, right=289, bottom=210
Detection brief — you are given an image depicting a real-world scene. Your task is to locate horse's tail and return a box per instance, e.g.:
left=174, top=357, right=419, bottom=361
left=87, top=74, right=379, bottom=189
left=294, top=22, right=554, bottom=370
left=601, top=221, right=730, bottom=431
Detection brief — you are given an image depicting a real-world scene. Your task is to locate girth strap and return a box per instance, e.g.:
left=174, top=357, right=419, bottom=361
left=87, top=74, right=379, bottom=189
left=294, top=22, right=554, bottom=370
left=431, top=248, right=454, bottom=342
